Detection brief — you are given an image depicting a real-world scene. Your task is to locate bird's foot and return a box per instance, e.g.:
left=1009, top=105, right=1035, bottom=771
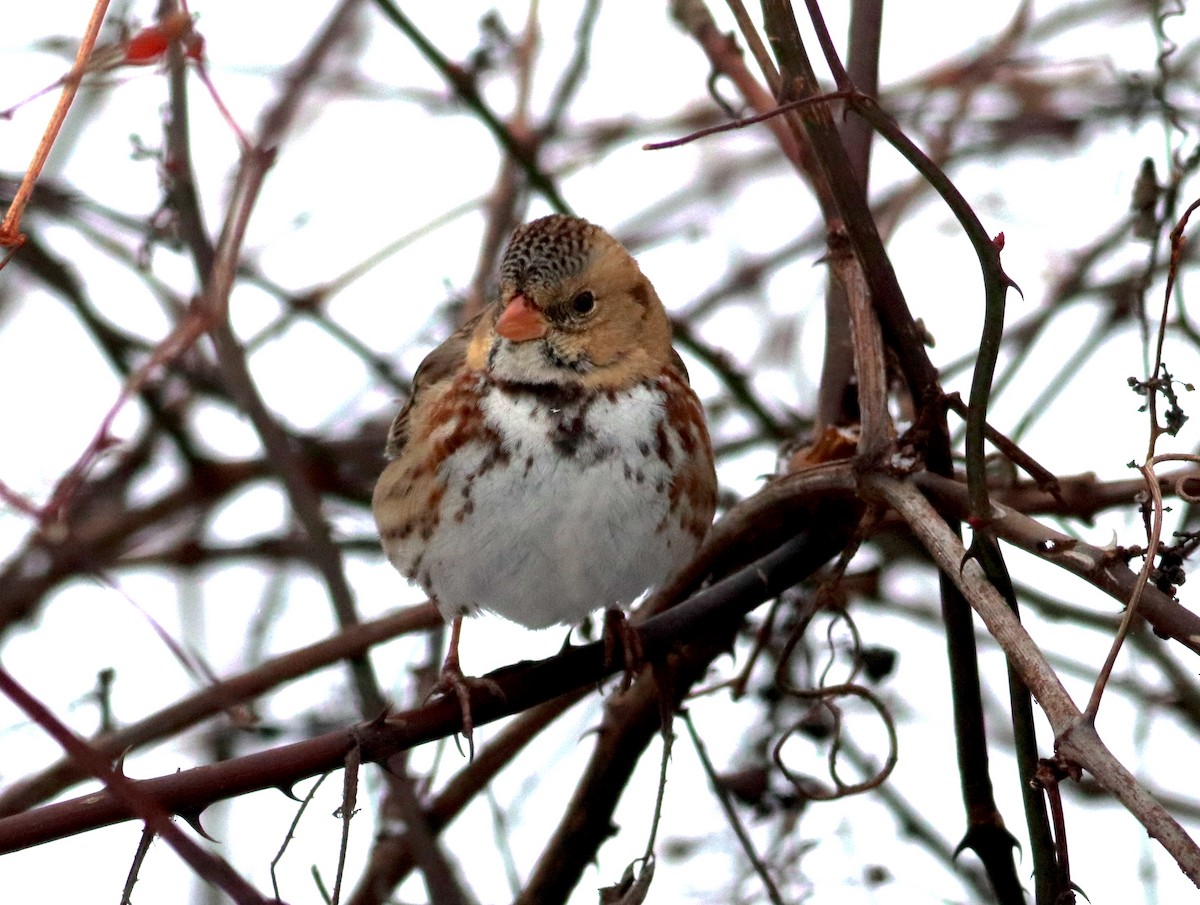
left=430, top=655, right=503, bottom=759
left=602, top=607, right=644, bottom=692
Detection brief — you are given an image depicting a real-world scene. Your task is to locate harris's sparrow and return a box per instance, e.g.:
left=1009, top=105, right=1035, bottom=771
left=372, top=214, right=717, bottom=741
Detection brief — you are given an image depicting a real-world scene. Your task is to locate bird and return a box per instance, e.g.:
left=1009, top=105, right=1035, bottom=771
left=372, top=213, right=717, bottom=746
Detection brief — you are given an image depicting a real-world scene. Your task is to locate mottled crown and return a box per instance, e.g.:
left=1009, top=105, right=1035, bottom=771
left=498, top=215, right=607, bottom=291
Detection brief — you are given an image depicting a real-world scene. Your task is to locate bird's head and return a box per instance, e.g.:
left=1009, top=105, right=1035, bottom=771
left=467, top=215, right=674, bottom=389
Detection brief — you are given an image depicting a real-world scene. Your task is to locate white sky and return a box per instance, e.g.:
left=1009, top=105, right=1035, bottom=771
left=2, top=2, right=1200, bottom=903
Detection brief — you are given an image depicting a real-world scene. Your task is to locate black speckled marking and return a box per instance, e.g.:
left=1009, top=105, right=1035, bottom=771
left=550, top=409, right=593, bottom=458
left=499, top=215, right=602, bottom=292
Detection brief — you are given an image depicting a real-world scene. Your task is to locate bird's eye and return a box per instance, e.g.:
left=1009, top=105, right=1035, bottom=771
left=571, top=291, right=595, bottom=315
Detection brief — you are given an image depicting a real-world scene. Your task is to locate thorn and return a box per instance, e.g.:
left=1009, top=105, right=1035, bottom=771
left=557, top=627, right=575, bottom=654
left=1007, top=273, right=1025, bottom=299
left=180, top=809, right=218, bottom=842
left=113, top=747, right=132, bottom=777
left=366, top=703, right=393, bottom=728
left=276, top=782, right=302, bottom=802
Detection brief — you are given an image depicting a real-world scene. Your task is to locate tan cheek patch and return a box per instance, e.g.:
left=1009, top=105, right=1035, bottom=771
left=600, top=291, right=650, bottom=343
left=579, top=308, right=623, bottom=364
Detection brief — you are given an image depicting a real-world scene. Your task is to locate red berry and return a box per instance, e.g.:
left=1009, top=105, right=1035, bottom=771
left=124, top=29, right=169, bottom=65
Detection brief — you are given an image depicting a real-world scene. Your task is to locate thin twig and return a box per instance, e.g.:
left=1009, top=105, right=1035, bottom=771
left=684, top=710, right=786, bottom=905
left=120, top=826, right=156, bottom=905
left=271, top=773, right=331, bottom=901
left=0, top=0, right=112, bottom=248
left=643, top=90, right=859, bottom=151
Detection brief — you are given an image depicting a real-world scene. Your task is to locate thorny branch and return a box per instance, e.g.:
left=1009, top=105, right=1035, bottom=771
left=4, top=2, right=1200, bottom=903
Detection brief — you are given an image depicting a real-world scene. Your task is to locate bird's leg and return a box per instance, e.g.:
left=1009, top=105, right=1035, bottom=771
left=603, top=607, right=644, bottom=692
left=431, top=616, right=502, bottom=758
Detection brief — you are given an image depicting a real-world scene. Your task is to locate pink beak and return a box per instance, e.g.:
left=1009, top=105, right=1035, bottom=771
left=495, top=294, right=548, bottom=342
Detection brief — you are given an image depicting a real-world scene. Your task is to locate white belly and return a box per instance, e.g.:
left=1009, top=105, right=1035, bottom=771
left=414, top=382, right=698, bottom=628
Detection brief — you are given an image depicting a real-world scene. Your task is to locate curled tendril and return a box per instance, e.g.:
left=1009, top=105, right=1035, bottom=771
left=772, top=682, right=898, bottom=801
left=1148, top=453, right=1200, bottom=502
left=1177, top=475, right=1200, bottom=504
left=774, top=601, right=896, bottom=802
left=767, top=514, right=895, bottom=803
left=815, top=607, right=864, bottom=690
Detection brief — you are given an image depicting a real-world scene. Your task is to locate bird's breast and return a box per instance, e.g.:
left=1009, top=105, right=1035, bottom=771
left=381, top=371, right=714, bottom=628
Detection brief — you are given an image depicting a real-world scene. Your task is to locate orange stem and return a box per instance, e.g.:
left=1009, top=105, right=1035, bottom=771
left=0, top=0, right=113, bottom=248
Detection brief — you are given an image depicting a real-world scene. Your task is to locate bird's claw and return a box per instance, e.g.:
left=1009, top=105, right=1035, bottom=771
left=603, top=608, right=644, bottom=692
left=430, top=659, right=503, bottom=759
